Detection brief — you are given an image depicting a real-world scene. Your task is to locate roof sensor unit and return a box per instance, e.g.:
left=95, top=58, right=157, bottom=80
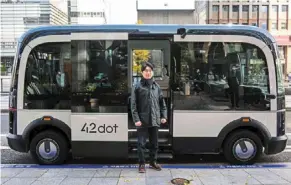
left=177, top=28, right=187, bottom=39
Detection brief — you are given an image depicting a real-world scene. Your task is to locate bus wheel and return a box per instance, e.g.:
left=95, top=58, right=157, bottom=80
left=30, top=130, right=69, bottom=165
left=223, top=130, right=263, bottom=165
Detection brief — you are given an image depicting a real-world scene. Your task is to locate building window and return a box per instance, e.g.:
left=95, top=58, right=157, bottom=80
left=261, top=5, right=268, bottom=19
left=272, top=21, right=278, bottom=30
left=261, top=22, right=267, bottom=30
left=242, top=5, right=249, bottom=21
left=243, top=5, right=249, bottom=12
left=272, top=5, right=278, bottom=12
left=252, top=5, right=259, bottom=19
left=212, top=5, right=219, bottom=12
left=212, top=5, right=219, bottom=21
left=232, top=5, right=239, bottom=12
left=282, top=5, right=288, bottom=12
left=222, top=5, right=229, bottom=20
left=281, top=21, right=287, bottom=29
left=252, top=5, right=258, bottom=12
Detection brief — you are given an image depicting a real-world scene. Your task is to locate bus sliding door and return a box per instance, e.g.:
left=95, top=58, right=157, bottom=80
left=128, top=39, right=172, bottom=156
left=70, top=32, right=130, bottom=158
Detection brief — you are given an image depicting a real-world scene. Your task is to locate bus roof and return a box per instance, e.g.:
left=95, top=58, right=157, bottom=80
left=18, top=24, right=276, bottom=52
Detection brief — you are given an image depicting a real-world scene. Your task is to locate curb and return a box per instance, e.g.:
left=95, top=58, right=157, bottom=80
left=2, top=163, right=291, bottom=169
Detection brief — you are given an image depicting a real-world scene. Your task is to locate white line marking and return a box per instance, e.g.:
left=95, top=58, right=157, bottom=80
left=286, top=133, right=291, bottom=137
left=0, top=134, right=7, bottom=137
left=0, top=146, right=10, bottom=150
left=286, top=145, right=291, bottom=149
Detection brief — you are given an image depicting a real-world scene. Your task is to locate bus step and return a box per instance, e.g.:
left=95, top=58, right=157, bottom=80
left=128, top=138, right=169, bottom=143
left=129, top=143, right=172, bottom=149
left=128, top=152, right=173, bottom=159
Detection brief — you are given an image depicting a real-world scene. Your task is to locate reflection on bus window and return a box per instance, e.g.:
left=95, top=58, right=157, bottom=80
left=172, top=42, right=270, bottom=111
left=132, top=49, right=164, bottom=86
left=23, top=42, right=71, bottom=109
left=71, top=40, right=128, bottom=113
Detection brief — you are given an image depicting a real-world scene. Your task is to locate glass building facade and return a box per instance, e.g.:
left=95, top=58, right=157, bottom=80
left=0, top=0, right=68, bottom=75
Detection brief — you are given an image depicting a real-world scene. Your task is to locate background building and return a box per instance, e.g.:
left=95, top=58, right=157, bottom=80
left=0, top=0, right=68, bottom=75
left=208, top=0, right=291, bottom=77
left=67, top=0, right=108, bottom=24
left=136, top=0, right=207, bottom=24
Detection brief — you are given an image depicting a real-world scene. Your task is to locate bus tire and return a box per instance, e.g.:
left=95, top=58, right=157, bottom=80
left=223, top=130, right=263, bottom=165
left=29, top=130, right=69, bottom=165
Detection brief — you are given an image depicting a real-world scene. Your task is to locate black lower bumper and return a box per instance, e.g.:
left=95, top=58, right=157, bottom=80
left=7, top=133, right=27, bottom=153
left=264, top=135, right=288, bottom=155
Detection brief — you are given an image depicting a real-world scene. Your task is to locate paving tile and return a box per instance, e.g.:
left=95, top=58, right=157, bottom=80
left=269, top=169, right=291, bottom=183
left=146, top=176, right=172, bottom=185
left=219, top=169, right=261, bottom=185
left=117, top=177, right=146, bottom=185
left=66, top=169, right=96, bottom=178
left=120, top=169, right=145, bottom=178
left=198, top=176, right=232, bottom=185
left=59, top=177, right=91, bottom=185
left=89, top=178, right=119, bottom=185
left=170, top=169, right=196, bottom=179
left=0, top=178, right=10, bottom=184
left=194, top=169, right=223, bottom=178
left=244, top=169, right=289, bottom=184
left=146, top=168, right=172, bottom=177
left=93, top=169, right=109, bottom=177
left=41, top=169, right=73, bottom=178
left=1, top=168, right=24, bottom=178
left=219, top=169, right=250, bottom=176
left=223, top=175, right=262, bottom=185
left=2, top=177, right=37, bottom=185
left=31, top=177, right=65, bottom=185
left=15, top=169, right=48, bottom=178
left=106, top=169, right=122, bottom=177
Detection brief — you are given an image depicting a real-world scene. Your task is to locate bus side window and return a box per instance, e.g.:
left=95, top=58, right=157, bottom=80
left=70, top=40, right=129, bottom=113
left=23, top=42, right=71, bottom=110
left=172, top=41, right=270, bottom=111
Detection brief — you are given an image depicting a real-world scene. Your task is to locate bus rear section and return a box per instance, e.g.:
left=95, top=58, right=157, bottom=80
left=6, top=25, right=288, bottom=165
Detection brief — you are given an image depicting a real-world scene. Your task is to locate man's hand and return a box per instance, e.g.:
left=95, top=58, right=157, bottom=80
left=161, top=118, right=167, bottom=124
left=135, top=121, right=142, bottom=127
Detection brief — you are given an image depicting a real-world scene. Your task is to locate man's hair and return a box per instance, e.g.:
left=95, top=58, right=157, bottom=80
left=141, top=62, right=154, bottom=72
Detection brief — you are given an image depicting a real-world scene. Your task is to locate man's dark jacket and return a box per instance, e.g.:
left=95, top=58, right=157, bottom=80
left=131, top=79, right=167, bottom=127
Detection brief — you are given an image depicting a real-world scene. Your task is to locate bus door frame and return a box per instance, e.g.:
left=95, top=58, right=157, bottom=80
left=69, top=32, right=130, bottom=158
left=127, top=38, right=172, bottom=132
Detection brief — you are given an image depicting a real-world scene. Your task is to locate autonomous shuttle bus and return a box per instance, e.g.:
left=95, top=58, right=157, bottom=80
left=7, top=24, right=287, bottom=165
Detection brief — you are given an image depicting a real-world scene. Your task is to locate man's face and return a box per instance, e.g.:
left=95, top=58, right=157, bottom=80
left=142, top=66, right=153, bottom=79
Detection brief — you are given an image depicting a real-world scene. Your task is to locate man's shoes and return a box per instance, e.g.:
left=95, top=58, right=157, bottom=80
left=138, top=164, right=146, bottom=173
left=149, top=162, right=162, bottom=171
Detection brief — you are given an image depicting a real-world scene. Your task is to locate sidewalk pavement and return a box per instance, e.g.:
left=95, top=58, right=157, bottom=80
left=1, top=164, right=291, bottom=185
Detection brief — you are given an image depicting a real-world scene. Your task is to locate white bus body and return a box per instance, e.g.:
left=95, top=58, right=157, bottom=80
left=7, top=24, right=287, bottom=165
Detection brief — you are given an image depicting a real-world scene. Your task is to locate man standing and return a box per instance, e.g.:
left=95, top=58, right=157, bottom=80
left=131, top=62, right=167, bottom=173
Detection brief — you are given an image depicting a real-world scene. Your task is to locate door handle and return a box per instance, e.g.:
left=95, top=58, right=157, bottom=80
left=265, top=94, right=276, bottom=100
